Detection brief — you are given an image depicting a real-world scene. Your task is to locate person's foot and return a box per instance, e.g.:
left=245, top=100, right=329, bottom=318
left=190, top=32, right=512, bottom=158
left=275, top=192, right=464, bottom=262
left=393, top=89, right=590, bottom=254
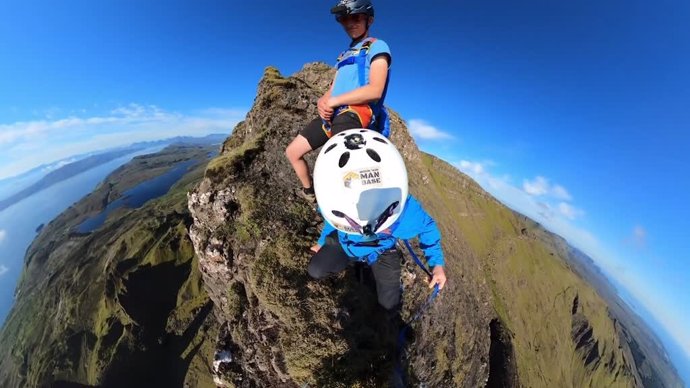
left=298, top=186, right=316, bottom=203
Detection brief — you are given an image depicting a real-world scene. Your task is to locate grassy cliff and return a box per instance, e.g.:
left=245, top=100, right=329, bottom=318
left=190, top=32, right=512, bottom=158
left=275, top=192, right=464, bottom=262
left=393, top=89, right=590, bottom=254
left=0, top=145, right=218, bottom=388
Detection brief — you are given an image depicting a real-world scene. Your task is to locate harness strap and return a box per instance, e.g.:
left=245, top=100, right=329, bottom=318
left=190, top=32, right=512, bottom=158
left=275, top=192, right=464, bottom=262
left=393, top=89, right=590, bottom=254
left=392, top=239, right=441, bottom=387
left=321, top=104, right=373, bottom=138
left=333, top=37, right=391, bottom=137
left=403, top=239, right=432, bottom=277
left=336, top=37, right=377, bottom=70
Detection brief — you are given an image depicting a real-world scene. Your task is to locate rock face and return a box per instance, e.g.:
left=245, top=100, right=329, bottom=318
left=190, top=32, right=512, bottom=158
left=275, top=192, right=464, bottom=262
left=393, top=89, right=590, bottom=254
left=187, top=63, right=495, bottom=387
left=188, top=63, right=668, bottom=387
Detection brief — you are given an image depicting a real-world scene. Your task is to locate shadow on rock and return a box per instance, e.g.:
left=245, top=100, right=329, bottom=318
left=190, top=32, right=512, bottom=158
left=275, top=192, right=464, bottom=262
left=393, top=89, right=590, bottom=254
left=99, top=260, right=214, bottom=388
left=313, top=263, right=405, bottom=388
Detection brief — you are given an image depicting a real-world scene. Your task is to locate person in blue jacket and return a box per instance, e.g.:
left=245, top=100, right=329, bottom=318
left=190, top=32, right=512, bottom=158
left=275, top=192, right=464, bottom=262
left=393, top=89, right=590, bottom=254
left=309, top=129, right=447, bottom=311
left=285, top=0, right=392, bottom=203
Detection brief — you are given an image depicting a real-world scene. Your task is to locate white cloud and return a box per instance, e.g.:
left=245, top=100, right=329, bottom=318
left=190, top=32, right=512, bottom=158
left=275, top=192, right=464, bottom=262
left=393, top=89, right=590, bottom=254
left=408, top=119, right=454, bottom=140
left=627, top=225, right=647, bottom=249
left=457, top=160, right=485, bottom=175
left=523, top=176, right=573, bottom=201
left=523, top=176, right=549, bottom=196
left=42, top=158, right=79, bottom=173
left=0, top=265, right=8, bottom=276
left=558, top=202, right=584, bottom=220
left=455, top=159, right=598, bottom=258
left=0, top=229, right=5, bottom=244
left=0, top=104, right=246, bottom=180
left=552, top=185, right=572, bottom=201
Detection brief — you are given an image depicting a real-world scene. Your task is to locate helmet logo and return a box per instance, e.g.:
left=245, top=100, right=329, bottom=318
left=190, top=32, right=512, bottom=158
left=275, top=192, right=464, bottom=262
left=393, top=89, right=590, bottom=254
left=342, top=167, right=381, bottom=188
left=344, top=133, right=366, bottom=150
left=343, top=171, right=359, bottom=188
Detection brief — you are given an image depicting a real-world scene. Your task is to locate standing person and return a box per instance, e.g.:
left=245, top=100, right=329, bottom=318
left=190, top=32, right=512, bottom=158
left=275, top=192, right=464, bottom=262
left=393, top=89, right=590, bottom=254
left=285, top=0, right=392, bottom=203
left=308, top=129, right=447, bottom=312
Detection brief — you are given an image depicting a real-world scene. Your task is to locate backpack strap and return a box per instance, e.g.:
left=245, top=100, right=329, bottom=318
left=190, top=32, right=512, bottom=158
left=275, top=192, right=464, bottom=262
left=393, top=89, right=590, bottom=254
left=355, top=38, right=376, bottom=86
left=336, top=37, right=377, bottom=74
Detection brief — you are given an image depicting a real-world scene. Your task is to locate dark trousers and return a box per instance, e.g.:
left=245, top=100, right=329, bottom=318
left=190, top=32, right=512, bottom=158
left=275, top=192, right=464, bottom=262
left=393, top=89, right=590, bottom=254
left=308, top=233, right=402, bottom=311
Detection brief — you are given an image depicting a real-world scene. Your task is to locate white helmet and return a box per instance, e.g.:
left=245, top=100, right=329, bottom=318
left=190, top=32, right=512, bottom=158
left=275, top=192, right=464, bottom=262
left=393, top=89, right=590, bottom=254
left=313, top=128, right=408, bottom=236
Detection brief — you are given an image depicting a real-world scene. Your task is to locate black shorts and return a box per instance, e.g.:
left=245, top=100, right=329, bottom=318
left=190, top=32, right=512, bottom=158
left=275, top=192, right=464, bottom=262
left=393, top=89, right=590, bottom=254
left=299, top=112, right=363, bottom=150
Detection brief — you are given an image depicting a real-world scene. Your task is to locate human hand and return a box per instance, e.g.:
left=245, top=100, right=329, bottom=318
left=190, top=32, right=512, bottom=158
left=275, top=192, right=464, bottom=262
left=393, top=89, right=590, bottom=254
left=310, top=244, right=321, bottom=253
left=428, top=266, right=447, bottom=290
left=317, top=96, right=333, bottom=121
left=326, top=96, right=340, bottom=109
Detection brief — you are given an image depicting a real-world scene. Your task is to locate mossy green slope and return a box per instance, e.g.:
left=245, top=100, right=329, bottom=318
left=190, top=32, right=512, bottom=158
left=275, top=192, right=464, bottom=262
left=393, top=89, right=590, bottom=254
left=0, top=145, right=218, bottom=388
left=417, top=154, right=649, bottom=387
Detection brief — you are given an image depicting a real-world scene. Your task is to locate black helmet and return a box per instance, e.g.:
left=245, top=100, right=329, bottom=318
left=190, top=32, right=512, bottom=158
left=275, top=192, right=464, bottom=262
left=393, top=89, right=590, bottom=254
left=330, top=0, right=374, bottom=21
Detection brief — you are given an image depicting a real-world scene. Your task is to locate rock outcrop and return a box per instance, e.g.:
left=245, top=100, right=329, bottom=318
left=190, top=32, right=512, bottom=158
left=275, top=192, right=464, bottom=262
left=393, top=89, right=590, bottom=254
left=187, top=63, right=662, bottom=387
left=188, top=64, right=496, bottom=386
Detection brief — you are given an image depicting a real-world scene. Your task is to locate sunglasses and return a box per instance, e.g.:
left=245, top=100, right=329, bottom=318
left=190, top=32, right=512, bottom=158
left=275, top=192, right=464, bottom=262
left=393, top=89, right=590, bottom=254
left=336, top=13, right=368, bottom=23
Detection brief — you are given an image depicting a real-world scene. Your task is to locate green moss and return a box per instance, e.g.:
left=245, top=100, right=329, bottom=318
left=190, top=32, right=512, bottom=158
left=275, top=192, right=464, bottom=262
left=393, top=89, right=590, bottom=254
left=225, top=287, right=242, bottom=321
left=233, top=185, right=261, bottom=244
left=205, top=133, right=265, bottom=183
left=263, top=66, right=291, bottom=85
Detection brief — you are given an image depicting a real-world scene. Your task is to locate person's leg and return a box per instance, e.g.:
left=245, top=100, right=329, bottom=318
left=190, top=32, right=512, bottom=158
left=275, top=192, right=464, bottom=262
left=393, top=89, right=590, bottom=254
left=308, top=232, right=351, bottom=279
left=285, top=135, right=313, bottom=188
left=370, top=248, right=403, bottom=311
left=285, top=118, right=328, bottom=192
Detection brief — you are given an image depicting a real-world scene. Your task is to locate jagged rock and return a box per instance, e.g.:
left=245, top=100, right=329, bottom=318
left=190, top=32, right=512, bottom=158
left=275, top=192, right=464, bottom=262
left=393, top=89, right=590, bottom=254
left=188, top=62, right=677, bottom=388
left=188, top=63, right=496, bottom=386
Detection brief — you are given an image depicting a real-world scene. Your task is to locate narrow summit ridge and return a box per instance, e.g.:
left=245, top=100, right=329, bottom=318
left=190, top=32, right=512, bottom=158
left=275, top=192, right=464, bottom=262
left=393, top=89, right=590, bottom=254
left=188, top=63, right=663, bottom=387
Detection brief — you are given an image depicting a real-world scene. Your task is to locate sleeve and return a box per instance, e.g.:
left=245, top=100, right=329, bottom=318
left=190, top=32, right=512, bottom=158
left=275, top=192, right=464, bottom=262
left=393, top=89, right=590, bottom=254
left=399, top=197, right=444, bottom=267
left=416, top=208, right=445, bottom=268
left=317, top=217, right=336, bottom=247
left=369, top=39, right=391, bottom=67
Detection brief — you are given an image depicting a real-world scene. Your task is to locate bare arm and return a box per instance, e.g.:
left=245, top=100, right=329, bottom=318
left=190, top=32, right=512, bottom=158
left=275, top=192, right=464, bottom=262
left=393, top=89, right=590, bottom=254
left=318, top=74, right=338, bottom=121
left=327, top=56, right=389, bottom=108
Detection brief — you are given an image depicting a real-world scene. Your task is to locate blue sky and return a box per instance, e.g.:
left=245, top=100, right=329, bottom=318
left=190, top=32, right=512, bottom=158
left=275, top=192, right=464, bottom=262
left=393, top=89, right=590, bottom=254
left=1, top=0, right=688, bottom=382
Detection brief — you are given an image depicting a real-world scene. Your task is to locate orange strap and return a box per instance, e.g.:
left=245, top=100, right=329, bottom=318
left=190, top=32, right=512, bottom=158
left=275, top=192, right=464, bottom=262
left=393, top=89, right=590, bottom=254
left=339, top=104, right=373, bottom=128
left=322, top=104, right=374, bottom=138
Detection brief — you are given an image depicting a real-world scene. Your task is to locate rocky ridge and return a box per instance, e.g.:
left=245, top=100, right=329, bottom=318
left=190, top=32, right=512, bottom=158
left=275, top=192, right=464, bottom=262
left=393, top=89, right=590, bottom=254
left=187, top=63, right=661, bottom=387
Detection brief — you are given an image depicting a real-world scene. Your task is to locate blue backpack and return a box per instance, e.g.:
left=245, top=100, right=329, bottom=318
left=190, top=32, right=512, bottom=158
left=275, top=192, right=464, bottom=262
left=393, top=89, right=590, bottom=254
left=336, top=37, right=391, bottom=137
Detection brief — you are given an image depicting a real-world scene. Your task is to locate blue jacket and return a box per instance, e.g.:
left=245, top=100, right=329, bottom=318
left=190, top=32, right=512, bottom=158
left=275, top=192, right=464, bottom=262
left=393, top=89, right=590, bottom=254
left=317, top=195, right=444, bottom=267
